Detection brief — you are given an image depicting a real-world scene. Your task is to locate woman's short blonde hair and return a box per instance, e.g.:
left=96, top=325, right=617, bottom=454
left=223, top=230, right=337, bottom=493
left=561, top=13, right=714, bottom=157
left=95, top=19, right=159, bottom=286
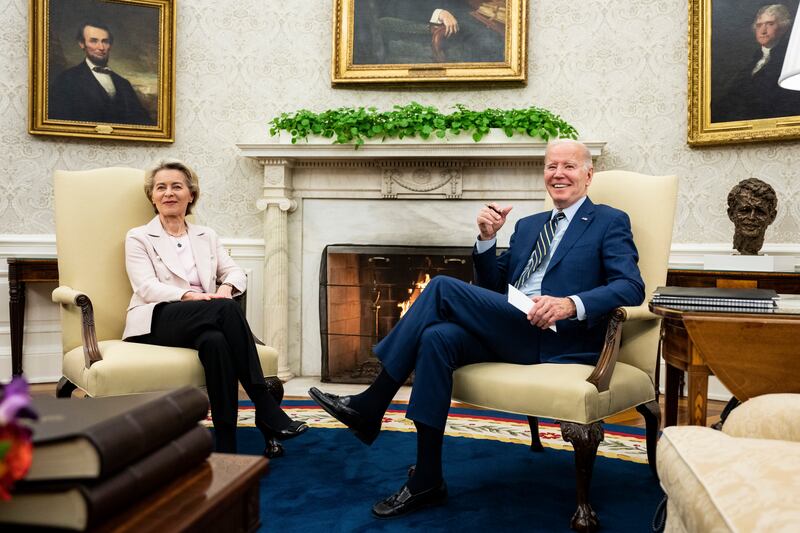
left=144, top=159, right=201, bottom=215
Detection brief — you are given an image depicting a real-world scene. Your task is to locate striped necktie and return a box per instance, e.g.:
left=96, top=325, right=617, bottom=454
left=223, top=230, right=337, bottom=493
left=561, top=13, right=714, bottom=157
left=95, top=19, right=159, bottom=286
left=514, top=211, right=566, bottom=289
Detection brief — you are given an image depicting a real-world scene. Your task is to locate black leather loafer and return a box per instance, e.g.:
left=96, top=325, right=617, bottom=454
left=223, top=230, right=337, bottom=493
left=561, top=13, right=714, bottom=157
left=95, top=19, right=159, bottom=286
left=257, top=420, right=308, bottom=442
left=308, top=387, right=381, bottom=445
left=371, top=480, right=448, bottom=519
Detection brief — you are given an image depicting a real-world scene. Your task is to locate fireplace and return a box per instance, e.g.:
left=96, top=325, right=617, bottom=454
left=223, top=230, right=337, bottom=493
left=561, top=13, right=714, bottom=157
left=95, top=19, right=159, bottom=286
left=238, top=139, right=602, bottom=379
left=319, top=244, right=475, bottom=383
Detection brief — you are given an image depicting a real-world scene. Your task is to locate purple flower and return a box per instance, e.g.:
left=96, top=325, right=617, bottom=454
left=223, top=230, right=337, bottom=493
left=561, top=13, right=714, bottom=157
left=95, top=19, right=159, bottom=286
left=0, top=377, right=37, bottom=425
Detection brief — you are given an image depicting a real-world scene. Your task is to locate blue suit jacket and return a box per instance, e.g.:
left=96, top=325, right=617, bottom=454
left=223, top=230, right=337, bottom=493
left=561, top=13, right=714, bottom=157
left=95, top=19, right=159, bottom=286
left=472, top=197, right=645, bottom=364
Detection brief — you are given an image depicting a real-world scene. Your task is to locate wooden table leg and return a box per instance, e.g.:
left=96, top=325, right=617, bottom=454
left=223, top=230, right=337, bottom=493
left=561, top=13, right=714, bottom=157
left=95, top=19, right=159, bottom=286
left=664, top=362, right=681, bottom=427
left=7, top=262, right=24, bottom=376
left=687, top=344, right=710, bottom=426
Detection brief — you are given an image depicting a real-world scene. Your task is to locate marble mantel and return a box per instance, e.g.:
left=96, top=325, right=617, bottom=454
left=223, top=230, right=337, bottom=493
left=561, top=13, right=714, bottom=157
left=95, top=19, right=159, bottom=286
left=238, top=139, right=605, bottom=379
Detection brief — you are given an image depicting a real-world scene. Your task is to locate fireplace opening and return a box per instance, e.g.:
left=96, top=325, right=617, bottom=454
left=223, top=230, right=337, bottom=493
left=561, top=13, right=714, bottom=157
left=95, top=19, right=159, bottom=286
left=319, top=244, right=476, bottom=383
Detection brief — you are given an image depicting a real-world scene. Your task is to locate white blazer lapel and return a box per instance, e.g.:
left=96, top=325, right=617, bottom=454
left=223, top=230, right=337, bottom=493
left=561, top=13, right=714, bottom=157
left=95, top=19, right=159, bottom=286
left=187, top=222, right=214, bottom=293
left=145, top=217, right=188, bottom=282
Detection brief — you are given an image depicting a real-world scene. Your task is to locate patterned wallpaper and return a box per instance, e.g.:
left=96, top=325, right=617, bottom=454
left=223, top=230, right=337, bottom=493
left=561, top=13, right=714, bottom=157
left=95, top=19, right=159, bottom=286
left=2, top=0, right=800, bottom=244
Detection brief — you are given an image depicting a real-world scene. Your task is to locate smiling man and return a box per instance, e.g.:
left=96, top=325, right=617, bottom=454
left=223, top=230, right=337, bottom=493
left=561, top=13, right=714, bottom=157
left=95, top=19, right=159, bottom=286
left=309, top=139, right=645, bottom=519
left=49, top=21, right=153, bottom=125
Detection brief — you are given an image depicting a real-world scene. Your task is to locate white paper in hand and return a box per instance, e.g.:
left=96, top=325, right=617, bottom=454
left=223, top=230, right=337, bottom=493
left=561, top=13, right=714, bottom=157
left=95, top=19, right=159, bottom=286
left=507, top=284, right=557, bottom=332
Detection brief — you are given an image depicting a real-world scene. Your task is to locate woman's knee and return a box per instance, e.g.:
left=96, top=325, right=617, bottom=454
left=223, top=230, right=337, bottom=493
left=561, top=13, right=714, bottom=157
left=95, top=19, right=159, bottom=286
left=196, top=330, right=228, bottom=355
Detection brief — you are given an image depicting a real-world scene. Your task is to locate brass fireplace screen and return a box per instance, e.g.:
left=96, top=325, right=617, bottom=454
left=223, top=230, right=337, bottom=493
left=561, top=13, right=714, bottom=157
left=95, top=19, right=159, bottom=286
left=319, top=244, right=476, bottom=383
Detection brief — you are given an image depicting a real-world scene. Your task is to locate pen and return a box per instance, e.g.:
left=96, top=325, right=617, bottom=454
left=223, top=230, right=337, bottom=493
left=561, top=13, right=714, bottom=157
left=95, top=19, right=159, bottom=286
left=486, top=204, right=503, bottom=216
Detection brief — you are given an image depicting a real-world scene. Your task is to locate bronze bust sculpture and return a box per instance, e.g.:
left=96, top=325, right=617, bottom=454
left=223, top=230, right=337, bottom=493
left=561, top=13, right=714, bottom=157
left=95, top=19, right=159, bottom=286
left=726, top=178, right=778, bottom=255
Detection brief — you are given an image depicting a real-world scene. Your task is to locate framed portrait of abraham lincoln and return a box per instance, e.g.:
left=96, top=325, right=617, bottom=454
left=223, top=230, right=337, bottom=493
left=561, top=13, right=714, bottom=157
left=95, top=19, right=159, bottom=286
left=688, top=0, right=800, bottom=145
left=29, top=0, right=176, bottom=142
left=331, top=0, right=527, bottom=84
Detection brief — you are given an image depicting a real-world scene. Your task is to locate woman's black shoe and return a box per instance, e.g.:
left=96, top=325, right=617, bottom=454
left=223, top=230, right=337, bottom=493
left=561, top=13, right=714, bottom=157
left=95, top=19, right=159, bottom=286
left=263, top=438, right=284, bottom=458
left=257, top=419, right=309, bottom=441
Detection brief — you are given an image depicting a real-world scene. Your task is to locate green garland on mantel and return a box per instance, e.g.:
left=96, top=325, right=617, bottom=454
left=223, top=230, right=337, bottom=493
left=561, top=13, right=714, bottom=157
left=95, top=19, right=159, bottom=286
left=268, top=102, right=578, bottom=146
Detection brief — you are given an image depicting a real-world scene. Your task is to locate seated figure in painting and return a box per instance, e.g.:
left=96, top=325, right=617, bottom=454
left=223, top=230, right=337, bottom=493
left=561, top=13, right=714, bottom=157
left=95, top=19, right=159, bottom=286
left=353, top=0, right=505, bottom=64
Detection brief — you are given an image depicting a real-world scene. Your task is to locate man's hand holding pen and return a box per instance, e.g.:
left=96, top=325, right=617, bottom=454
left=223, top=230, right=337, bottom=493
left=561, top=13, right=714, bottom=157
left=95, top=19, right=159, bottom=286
left=477, top=203, right=513, bottom=240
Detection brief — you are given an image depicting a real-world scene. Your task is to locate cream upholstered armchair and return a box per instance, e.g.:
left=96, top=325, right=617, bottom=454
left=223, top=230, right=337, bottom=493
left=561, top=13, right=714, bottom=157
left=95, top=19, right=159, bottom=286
left=452, top=170, right=679, bottom=532
left=657, top=393, right=800, bottom=532
left=52, top=167, right=282, bottom=403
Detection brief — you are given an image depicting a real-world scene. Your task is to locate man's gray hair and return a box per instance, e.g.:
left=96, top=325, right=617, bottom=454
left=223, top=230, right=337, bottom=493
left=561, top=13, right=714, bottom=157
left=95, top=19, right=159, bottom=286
left=753, top=4, right=793, bottom=32
left=545, top=139, right=593, bottom=170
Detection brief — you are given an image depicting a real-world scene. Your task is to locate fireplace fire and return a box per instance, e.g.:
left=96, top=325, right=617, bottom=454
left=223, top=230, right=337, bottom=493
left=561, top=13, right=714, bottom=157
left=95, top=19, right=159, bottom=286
left=319, top=245, right=475, bottom=383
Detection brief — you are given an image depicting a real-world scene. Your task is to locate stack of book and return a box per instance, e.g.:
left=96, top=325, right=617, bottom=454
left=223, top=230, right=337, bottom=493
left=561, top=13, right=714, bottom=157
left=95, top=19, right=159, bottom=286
left=0, top=386, right=213, bottom=531
left=476, top=1, right=507, bottom=23
left=651, top=286, right=779, bottom=312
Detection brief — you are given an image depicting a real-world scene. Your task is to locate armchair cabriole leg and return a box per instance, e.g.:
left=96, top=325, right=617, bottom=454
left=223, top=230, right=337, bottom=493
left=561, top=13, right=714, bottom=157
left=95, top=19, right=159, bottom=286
left=636, top=400, right=661, bottom=478
left=527, top=416, right=545, bottom=452
left=56, top=376, right=77, bottom=398
left=560, top=421, right=604, bottom=533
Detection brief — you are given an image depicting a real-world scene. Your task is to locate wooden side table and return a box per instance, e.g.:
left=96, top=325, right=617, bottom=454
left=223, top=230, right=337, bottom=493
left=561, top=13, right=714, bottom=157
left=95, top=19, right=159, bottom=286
left=93, top=454, right=268, bottom=533
left=7, top=258, right=59, bottom=376
left=658, top=268, right=800, bottom=426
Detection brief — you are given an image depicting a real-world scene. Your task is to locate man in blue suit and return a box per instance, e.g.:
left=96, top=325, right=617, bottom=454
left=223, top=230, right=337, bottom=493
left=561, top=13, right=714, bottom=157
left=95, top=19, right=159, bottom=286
left=310, top=139, right=645, bottom=518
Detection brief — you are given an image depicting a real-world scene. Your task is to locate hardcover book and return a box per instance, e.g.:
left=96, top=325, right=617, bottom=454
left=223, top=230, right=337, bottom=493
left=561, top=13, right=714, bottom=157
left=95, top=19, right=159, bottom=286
left=22, top=386, right=209, bottom=481
left=0, top=425, right=213, bottom=530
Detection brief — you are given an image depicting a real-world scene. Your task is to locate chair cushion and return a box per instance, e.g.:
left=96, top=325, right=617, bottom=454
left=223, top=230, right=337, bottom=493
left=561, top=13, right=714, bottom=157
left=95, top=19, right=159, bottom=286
left=62, top=340, right=279, bottom=397
left=658, top=426, right=800, bottom=532
left=452, top=361, right=654, bottom=424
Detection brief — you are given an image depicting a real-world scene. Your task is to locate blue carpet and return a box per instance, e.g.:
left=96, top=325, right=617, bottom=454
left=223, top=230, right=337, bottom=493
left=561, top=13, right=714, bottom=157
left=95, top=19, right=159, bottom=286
left=233, top=404, right=662, bottom=532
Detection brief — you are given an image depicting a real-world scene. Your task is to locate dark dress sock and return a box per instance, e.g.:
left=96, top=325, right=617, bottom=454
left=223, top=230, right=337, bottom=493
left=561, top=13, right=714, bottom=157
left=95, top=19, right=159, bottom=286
left=407, top=420, right=444, bottom=494
left=347, top=369, right=402, bottom=421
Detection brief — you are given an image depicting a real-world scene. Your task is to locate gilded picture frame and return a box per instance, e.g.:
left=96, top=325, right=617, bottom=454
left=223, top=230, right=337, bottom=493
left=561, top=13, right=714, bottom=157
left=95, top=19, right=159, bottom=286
left=688, top=0, right=800, bottom=146
left=29, top=0, right=176, bottom=143
left=331, top=0, right=527, bottom=84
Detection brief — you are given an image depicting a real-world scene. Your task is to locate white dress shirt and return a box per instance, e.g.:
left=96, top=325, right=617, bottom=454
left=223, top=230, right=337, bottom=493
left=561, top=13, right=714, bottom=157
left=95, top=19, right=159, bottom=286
left=476, top=196, right=588, bottom=320
left=86, top=59, right=117, bottom=98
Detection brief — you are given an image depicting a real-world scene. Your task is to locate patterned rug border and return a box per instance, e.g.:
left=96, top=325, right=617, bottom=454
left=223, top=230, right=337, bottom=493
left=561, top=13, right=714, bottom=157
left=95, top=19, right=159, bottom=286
left=214, top=398, right=649, bottom=464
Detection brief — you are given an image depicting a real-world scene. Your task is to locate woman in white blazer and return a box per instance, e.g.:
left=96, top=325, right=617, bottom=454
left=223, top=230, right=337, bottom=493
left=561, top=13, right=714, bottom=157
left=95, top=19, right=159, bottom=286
left=123, top=159, right=307, bottom=454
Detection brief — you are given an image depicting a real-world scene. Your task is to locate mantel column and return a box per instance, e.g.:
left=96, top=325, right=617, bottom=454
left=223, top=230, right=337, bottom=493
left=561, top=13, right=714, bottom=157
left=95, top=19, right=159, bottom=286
left=256, top=159, right=297, bottom=381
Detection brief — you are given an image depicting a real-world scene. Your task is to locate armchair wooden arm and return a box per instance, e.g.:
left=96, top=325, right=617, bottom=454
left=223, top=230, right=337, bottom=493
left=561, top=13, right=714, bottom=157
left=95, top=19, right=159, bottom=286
left=586, top=304, right=657, bottom=392
left=52, top=285, right=103, bottom=368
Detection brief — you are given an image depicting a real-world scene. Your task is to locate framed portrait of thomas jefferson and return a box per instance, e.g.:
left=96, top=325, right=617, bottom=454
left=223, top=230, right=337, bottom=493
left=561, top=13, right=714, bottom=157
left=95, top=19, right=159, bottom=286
left=29, top=0, right=176, bottom=142
left=688, top=0, right=800, bottom=145
left=331, top=0, right=527, bottom=84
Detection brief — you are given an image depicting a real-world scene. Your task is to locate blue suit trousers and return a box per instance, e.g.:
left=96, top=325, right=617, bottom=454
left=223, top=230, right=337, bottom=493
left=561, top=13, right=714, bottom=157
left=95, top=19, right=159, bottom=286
left=373, top=275, right=542, bottom=430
